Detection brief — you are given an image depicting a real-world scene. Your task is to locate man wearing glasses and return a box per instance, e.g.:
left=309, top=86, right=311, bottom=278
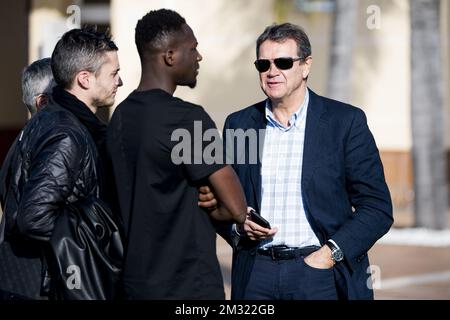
left=204, top=23, right=393, bottom=300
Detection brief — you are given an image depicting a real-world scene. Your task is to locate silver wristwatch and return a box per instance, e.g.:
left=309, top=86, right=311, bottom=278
left=326, top=240, right=344, bottom=262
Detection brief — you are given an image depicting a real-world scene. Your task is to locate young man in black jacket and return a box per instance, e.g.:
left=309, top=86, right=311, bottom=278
left=0, top=27, right=122, bottom=300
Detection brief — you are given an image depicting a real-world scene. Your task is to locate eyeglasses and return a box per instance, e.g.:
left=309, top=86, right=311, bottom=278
left=254, top=57, right=304, bottom=73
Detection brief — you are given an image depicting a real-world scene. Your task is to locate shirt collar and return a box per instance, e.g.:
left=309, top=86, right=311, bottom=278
left=265, top=88, right=309, bottom=131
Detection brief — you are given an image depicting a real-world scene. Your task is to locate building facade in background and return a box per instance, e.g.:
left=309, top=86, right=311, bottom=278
left=1, top=0, right=449, bottom=213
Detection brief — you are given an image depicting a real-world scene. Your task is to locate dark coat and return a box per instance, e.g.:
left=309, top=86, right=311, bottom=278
left=221, top=89, right=393, bottom=300
left=0, top=88, right=105, bottom=299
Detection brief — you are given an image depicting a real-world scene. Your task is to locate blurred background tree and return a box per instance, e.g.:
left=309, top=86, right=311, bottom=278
left=327, top=0, right=357, bottom=102
left=411, top=0, right=448, bottom=229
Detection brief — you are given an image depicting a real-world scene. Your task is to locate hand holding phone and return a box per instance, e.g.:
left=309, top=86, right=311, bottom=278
left=249, top=210, right=271, bottom=229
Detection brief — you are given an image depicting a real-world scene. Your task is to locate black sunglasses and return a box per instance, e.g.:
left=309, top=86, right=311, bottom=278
left=254, top=57, right=304, bottom=73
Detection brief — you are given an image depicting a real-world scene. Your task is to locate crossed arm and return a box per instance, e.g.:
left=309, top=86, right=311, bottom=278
left=202, top=165, right=247, bottom=224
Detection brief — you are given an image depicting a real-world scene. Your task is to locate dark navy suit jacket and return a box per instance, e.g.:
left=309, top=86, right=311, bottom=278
left=220, top=89, right=393, bottom=299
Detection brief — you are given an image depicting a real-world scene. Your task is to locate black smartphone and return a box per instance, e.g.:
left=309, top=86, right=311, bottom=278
left=249, top=210, right=271, bottom=229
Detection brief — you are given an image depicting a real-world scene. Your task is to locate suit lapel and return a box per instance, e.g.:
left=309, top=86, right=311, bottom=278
left=249, top=102, right=266, bottom=211
left=302, top=90, right=328, bottom=192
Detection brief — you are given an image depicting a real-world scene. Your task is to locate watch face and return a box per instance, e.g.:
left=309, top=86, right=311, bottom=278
left=332, top=249, right=344, bottom=262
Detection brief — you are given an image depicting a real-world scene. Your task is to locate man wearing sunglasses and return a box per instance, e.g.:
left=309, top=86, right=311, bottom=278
left=202, top=22, right=392, bottom=300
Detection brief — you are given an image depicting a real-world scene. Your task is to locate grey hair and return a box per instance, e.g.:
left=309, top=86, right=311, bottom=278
left=256, top=23, right=312, bottom=59
left=21, top=57, right=55, bottom=115
left=51, top=26, right=118, bottom=89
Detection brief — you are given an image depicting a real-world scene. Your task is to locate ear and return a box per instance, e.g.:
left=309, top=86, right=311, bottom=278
left=163, top=50, right=175, bottom=66
left=35, top=94, right=48, bottom=112
left=75, top=70, right=92, bottom=89
left=302, top=56, right=312, bottom=79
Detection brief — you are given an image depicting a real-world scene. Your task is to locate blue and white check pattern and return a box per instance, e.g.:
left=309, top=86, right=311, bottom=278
left=260, top=89, right=321, bottom=248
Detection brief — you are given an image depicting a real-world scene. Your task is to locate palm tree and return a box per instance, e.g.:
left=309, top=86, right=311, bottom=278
left=327, top=0, right=357, bottom=102
left=411, top=0, right=448, bottom=229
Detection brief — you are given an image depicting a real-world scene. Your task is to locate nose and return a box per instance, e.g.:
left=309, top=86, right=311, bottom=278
left=197, top=51, right=203, bottom=62
left=267, top=62, right=279, bottom=76
left=117, top=76, right=123, bottom=87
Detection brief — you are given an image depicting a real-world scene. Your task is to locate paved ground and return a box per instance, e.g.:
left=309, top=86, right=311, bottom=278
left=216, top=238, right=450, bottom=300
left=216, top=210, right=450, bottom=300
left=3, top=206, right=450, bottom=299
left=370, top=244, right=450, bottom=299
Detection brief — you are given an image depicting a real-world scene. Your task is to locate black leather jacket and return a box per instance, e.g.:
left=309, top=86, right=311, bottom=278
left=1, top=97, right=104, bottom=242
left=0, top=88, right=108, bottom=299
